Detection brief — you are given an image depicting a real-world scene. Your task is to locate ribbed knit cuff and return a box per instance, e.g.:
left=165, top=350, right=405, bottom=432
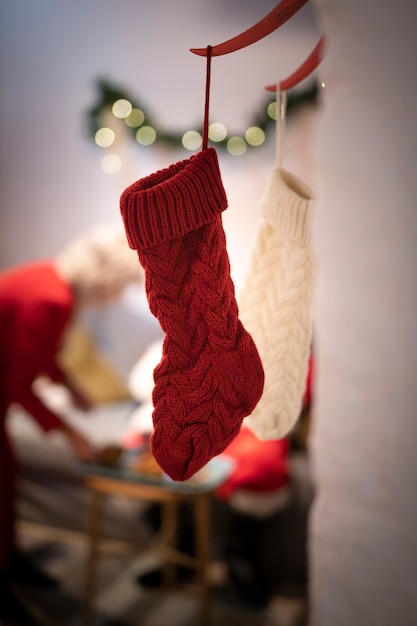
left=120, top=147, right=228, bottom=251
left=260, top=168, right=313, bottom=244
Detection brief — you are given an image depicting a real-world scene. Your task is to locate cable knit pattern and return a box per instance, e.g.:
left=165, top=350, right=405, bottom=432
left=120, top=148, right=264, bottom=481
left=238, top=168, right=314, bottom=440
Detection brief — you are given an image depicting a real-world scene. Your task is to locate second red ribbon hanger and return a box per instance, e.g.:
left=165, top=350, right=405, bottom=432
left=266, top=35, right=327, bottom=167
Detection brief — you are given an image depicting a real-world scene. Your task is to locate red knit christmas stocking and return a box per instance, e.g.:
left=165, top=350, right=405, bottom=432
left=120, top=147, right=264, bottom=481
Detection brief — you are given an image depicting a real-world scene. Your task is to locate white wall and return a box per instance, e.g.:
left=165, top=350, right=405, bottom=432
left=310, top=1, right=417, bottom=624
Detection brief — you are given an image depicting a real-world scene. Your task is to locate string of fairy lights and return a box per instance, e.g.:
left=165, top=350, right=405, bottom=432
left=86, top=78, right=318, bottom=173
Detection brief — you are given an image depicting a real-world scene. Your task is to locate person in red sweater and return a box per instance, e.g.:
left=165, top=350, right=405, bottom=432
left=0, top=224, right=142, bottom=624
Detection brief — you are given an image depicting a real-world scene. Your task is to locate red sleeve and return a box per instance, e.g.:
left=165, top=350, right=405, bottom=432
left=303, top=352, right=314, bottom=407
left=0, top=264, right=73, bottom=432
left=5, top=302, right=70, bottom=431
left=12, top=386, right=64, bottom=432
left=43, top=361, right=68, bottom=384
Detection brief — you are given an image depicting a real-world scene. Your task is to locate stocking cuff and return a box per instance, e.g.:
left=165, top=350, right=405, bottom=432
left=260, top=168, right=313, bottom=244
left=120, top=147, right=228, bottom=250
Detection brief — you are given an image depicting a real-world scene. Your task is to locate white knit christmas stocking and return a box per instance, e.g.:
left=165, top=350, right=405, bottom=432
left=238, top=167, right=314, bottom=440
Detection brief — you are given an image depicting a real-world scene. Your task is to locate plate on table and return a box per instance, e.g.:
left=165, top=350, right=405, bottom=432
left=80, top=445, right=235, bottom=494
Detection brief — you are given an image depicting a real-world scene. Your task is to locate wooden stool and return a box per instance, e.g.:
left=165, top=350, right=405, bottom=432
left=81, top=457, right=233, bottom=626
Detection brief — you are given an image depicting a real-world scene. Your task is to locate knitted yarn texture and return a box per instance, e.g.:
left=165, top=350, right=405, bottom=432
left=238, top=168, right=314, bottom=440
left=120, top=148, right=264, bottom=481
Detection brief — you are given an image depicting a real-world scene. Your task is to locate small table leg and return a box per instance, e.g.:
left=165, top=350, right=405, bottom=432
left=82, top=489, right=103, bottom=626
left=161, top=499, right=177, bottom=587
left=193, top=494, right=211, bottom=626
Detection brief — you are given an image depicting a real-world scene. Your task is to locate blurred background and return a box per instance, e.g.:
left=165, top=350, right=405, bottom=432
left=1, top=1, right=416, bottom=625
left=0, top=0, right=319, bottom=275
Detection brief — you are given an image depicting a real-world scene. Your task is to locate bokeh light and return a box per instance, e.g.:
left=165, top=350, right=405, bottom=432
left=182, top=130, right=202, bottom=151
left=136, top=126, right=157, bottom=146
left=112, top=99, right=132, bottom=119
left=95, top=127, right=115, bottom=148
left=227, top=136, right=247, bottom=156
left=101, top=154, right=122, bottom=174
left=208, top=122, right=227, bottom=142
left=245, top=126, right=265, bottom=147
left=267, top=101, right=278, bottom=120
left=125, top=108, right=145, bottom=128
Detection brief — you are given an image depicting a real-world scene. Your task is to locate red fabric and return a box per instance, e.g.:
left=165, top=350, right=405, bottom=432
left=0, top=261, right=74, bottom=432
left=303, top=352, right=314, bottom=407
left=0, top=420, right=16, bottom=569
left=216, top=425, right=290, bottom=499
left=0, top=261, right=74, bottom=570
left=120, top=148, right=265, bottom=482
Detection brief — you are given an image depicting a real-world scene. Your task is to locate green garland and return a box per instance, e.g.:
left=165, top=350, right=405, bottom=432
left=86, top=77, right=319, bottom=154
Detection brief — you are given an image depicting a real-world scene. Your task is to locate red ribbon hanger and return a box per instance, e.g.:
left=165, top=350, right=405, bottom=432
left=190, top=0, right=321, bottom=155
left=267, top=35, right=327, bottom=167
left=190, top=0, right=310, bottom=57
left=265, top=35, right=327, bottom=92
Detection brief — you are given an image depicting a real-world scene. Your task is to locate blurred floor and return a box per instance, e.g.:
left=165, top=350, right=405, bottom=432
left=11, top=529, right=308, bottom=626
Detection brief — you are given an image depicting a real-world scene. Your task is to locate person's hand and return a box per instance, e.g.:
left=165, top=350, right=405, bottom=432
left=64, top=379, right=94, bottom=412
left=71, top=388, right=94, bottom=412
left=60, top=423, right=96, bottom=463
